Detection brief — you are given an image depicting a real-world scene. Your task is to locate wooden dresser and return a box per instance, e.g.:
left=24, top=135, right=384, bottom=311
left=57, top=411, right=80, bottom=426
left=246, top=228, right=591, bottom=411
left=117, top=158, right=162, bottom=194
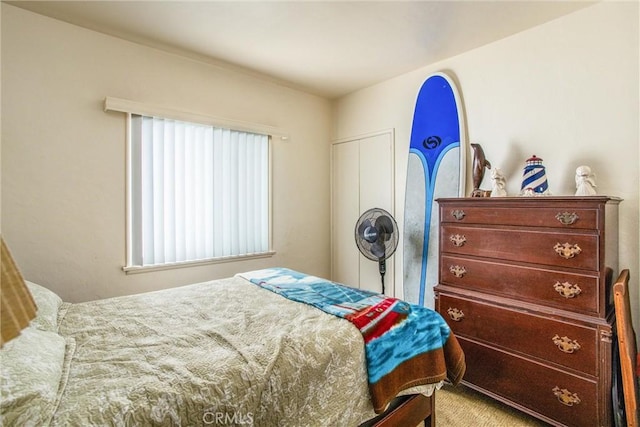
left=435, top=196, right=620, bottom=427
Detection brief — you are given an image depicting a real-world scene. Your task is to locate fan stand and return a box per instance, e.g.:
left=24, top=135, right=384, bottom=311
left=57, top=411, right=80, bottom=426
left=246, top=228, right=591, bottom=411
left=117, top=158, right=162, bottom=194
left=378, top=258, right=386, bottom=295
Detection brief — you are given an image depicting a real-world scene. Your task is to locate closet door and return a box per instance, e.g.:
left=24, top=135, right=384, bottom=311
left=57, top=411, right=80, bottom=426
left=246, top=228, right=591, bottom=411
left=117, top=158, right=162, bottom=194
left=331, top=131, right=394, bottom=294
left=331, top=140, right=360, bottom=288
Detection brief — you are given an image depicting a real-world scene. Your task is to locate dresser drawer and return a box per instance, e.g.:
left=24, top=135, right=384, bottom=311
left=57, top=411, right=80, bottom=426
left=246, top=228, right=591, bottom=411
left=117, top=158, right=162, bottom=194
left=441, top=225, right=599, bottom=270
left=460, top=338, right=599, bottom=427
left=440, top=204, right=599, bottom=230
left=438, top=293, right=598, bottom=376
left=440, top=255, right=600, bottom=315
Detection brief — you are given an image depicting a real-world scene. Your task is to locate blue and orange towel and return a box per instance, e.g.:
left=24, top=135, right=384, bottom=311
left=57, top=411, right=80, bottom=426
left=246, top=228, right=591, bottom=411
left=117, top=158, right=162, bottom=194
left=240, top=268, right=465, bottom=413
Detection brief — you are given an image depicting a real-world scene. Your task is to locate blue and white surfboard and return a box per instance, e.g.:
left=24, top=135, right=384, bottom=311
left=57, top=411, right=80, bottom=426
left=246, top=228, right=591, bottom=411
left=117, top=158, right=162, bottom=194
left=403, top=73, right=466, bottom=308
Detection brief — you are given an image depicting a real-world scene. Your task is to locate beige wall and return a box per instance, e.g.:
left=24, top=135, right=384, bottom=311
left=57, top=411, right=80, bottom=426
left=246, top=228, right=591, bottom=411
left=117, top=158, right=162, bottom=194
left=1, top=4, right=332, bottom=302
left=333, top=2, right=640, bottom=324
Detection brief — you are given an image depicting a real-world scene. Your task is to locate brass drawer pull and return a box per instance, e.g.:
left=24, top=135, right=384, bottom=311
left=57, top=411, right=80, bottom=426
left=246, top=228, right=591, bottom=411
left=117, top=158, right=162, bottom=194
left=552, top=386, right=581, bottom=407
left=552, top=334, right=581, bottom=353
left=554, top=242, right=582, bottom=259
left=556, top=212, right=579, bottom=226
left=451, top=210, right=466, bottom=220
left=447, top=307, right=464, bottom=322
left=449, top=234, right=467, bottom=247
left=449, top=265, right=467, bottom=278
left=553, top=281, right=582, bottom=298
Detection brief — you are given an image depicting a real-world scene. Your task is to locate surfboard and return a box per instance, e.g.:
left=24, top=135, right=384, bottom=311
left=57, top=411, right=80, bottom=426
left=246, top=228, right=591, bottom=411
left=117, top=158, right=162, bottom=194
left=403, top=72, right=466, bottom=308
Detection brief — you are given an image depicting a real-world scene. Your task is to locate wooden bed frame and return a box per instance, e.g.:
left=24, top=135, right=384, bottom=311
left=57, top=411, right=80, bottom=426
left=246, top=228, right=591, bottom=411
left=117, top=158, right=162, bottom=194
left=359, top=393, right=435, bottom=427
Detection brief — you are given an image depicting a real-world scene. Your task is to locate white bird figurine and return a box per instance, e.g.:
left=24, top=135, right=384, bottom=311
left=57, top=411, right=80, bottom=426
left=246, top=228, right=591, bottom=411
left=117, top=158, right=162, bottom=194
left=575, top=165, right=597, bottom=196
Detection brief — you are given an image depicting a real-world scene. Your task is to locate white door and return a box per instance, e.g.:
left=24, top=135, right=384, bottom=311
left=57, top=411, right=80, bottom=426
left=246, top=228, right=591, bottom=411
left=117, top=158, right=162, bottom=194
left=331, top=140, right=360, bottom=288
left=331, top=130, right=395, bottom=294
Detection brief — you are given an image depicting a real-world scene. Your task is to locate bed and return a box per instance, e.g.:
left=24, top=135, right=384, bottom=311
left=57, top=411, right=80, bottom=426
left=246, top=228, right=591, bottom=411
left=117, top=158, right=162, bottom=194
left=0, top=267, right=465, bottom=426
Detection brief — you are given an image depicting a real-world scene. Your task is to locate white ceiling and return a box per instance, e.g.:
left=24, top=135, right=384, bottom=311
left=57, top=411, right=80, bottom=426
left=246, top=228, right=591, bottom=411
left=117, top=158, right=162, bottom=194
left=8, top=1, right=596, bottom=99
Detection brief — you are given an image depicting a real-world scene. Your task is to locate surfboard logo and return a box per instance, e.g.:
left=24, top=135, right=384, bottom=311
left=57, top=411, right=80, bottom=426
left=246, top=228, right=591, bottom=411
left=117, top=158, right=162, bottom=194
left=422, top=136, right=442, bottom=150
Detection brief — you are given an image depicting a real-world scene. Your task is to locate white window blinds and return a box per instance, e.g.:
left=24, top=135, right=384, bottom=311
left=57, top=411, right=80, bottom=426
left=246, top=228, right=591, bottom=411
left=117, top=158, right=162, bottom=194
left=129, top=115, right=270, bottom=268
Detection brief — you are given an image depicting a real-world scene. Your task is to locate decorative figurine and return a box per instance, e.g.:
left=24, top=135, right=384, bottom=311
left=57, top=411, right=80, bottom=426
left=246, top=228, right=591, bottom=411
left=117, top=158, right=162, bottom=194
left=520, top=155, right=550, bottom=196
left=575, top=165, right=597, bottom=196
left=490, top=167, right=507, bottom=197
left=470, top=143, right=492, bottom=197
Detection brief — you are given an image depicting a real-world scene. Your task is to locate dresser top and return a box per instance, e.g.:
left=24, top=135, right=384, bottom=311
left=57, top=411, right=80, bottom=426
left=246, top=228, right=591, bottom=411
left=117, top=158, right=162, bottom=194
left=437, top=196, right=622, bottom=205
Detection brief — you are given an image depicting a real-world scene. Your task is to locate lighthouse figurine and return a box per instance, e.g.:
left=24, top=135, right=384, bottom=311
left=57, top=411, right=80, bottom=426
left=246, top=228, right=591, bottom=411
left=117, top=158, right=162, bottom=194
left=520, top=155, right=550, bottom=196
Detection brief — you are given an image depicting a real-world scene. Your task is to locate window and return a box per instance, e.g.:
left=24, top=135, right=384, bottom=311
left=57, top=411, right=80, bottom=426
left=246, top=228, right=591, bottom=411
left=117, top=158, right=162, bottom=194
left=126, top=114, right=271, bottom=271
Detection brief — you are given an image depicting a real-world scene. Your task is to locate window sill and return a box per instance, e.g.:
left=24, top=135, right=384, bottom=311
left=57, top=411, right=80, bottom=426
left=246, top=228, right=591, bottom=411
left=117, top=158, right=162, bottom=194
left=122, top=251, right=276, bottom=275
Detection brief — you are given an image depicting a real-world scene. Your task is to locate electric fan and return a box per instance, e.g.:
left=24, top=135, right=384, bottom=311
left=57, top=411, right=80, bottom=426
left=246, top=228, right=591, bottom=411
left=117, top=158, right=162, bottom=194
left=354, top=208, right=399, bottom=294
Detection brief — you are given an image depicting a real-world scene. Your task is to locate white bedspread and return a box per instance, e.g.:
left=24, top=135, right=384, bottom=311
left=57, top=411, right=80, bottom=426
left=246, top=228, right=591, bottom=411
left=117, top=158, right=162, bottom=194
left=45, top=275, right=436, bottom=426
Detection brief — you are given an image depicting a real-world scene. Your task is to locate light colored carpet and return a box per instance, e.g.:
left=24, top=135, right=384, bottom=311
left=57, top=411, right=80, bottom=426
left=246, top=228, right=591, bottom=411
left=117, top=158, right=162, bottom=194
left=435, top=384, right=549, bottom=426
